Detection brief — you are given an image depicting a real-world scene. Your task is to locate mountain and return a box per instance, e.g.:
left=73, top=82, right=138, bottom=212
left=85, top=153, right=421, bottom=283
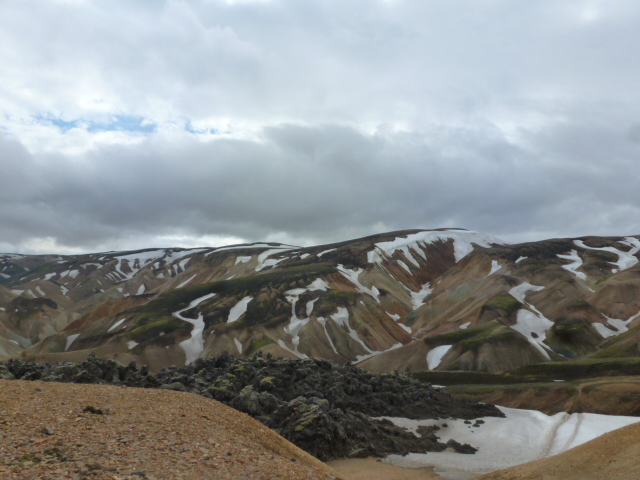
left=2, top=228, right=640, bottom=374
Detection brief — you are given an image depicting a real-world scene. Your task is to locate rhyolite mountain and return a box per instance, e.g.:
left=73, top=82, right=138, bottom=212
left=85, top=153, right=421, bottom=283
left=2, top=228, right=640, bottom=374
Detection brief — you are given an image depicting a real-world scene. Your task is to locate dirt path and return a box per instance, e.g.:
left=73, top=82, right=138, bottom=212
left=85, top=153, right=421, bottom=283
left=328, top=458, right=443, bottom=480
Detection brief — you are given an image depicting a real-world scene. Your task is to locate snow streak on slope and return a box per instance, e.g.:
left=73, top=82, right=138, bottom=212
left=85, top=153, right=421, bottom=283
left=426, top=345, right=452, bottom=370
left=593, top=311, right=640, bottom=339
left=574, top=237, right=640, bottom=273
left=410, top=283, right=433, bottom=310
left=283, top=278, right=330, bottom=354
left=384, top=407, right=640, bottom=479
left=173, top=292, right=216, bottom=365
left=489, top=260, right=502, bottom=275
left=557, top=250, right=587, bottom=280
left=227, top=296, right=252, bottom=323
left=368, top=230, right=507, bottom=265
left=336, top=265, right=380, bottom=302
left=509, top=283, right=553, bottom=359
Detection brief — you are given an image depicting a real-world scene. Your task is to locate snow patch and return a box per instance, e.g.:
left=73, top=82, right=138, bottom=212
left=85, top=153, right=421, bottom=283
left=509, top=282, right=544, bottom=304
left=65, top=334, right=80, bottom=352
left=337, top=264, right=380, bottom=302
left=489, top=260, right=501, bottom=275
left=127, top=340, right=139, bottom=350
left=108, top=318, right=126, bottom=333
left=173, top=292, right=217, bottom=364
left=512, top=309, right=554, bottom=360
left=234, top=338, right=243, bottom=354
left=459, top=322, right=471, bottom=329
left=574, top=237, right=640, bottom=273
left=383, top=407, right=640, bottom=479
left=176, top=274, right=197, bottom=289
left=557, top=250, right=587, bottom=280
left=235, top=256, right=252, bottom=264
left=427, top=345, right=452, bottom=370
left=410, top=283, right=433, bottom=310
left=227, top=296, right=252, bottom=323
left=594, top=311, right=640, bottom=338
left=136, top=284, right=146, bottom=295
left=317, top=248, right=336, bottom=257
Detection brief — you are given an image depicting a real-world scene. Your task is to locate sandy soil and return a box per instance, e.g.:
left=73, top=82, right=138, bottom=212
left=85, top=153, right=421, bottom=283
left=328, top=458, right=442, bottom=480
left=0, top=380, right=340, bottom=480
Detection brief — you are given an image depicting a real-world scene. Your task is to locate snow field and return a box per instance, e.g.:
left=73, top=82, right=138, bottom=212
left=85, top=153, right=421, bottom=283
left=383, top=406, right=640, bottom=480
left=174, top=292, right=217, bottom=364
left=227, top=296, right=253, bottom=323
left=574, top=237, right=640, bottom=273
left=557, top=250, right=587, bottom=280
left=426, top=345, right=453, bottom=370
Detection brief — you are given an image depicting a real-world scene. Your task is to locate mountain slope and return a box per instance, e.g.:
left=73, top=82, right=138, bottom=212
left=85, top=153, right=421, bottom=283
left=2, top=229, right=640, bottom=374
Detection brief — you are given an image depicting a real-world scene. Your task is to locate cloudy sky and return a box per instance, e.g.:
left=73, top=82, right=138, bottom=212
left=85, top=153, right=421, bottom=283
left=2, top=0, right=640, bottom=254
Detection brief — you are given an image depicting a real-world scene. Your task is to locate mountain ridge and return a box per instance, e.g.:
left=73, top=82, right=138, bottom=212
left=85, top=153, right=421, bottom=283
left=2, top=228, right=640, bottom=376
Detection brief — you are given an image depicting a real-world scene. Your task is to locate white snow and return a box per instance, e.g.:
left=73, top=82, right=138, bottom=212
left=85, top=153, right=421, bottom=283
left=277, top=339, right=308, bottom=358
left=397, top=260, right=412, bottom=274
left=557, top=250, right=587, bottom=280
left=136, top=284, right=146, bottom=295
left=206, top=243, right=295, bottom=256
left=173, top=292, right=217, bottom=364
left=176, top=274, right=197, bottom=289
left=459, top=322, right=471, bottom=329
left=511, top=309, right=554, bottom=360
left=574, top=237, right=640, bottom=273
left=43, top=272, right=56, bottom=281
left=108, top=318, right=126, bottom=333
left=509, top=282, right=544, bottom=304
left=227, top=296, right=252, bottom=323
left=127, top=340, right=139, bottom=350
left=337, top=264, right=380, bottom=302
left=255, top=247, right=293, bottom=271
left=593, top=311, right=640, bottom=338
left=65, top=334, right=80, bottom=352
left=410, top=282, right=433, bottom=310
left=426, top=345, right=453, bottom=370
left=11, top=290, right=23, bottom=295
left=235, top=255, right=252, bottom=264
left=331, top=307, right=374, bottom=358
left=489, top=260, right=502, bottom=275
left=368, top=230, right=507, bottom=266
left=317, top=248, right=336, bottom=257
left=316, top=317, right=339, bottom=354
left=387, top=312, right=401, bottom=321
left=515, top=256, right=527, bottom=264
left=383, top=406, right=640, bottom=479
left=306, top=298, right=318, bottom=317
left=60, top=285, right=69, bottom=296
left=299, top=253, right=310, bottom=260
left=0, top=273, right=9, bottom=278
left=234, top=338, right=243, bottom=354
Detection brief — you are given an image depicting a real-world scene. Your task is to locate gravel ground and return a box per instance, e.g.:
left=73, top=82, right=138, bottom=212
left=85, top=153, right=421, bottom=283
left=0, top=380, right=341, bottom=480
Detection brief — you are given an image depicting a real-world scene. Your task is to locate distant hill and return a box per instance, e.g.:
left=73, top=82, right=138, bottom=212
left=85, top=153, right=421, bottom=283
left=2, top=228, right=640, bottom=375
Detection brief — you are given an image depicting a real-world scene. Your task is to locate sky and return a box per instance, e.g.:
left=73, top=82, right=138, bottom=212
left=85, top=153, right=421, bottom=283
left=2, top=0, right=640, bottom=254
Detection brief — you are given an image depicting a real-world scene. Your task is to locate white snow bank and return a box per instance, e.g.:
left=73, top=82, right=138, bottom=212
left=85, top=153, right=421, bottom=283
left=557, top=250, right=587, bottom=280
left=410, top=283, right=433, bottom=310
left=235, top=255, right=252, bottom=264
left=174, top=292, right=217, bottom=364
left=337, top=264, right=380, bottom=302
left=509, top=282, right=544, bottom=304
left=227, top=296, right=252, bottom=323
left=459, top=322, right=471, bottom=329
left=368, top=230, right=507, bottom=266
left=511, top=309, right=554, bottom=360
left=488, top=260, right=501, bottom=275
left=108, top=318, right=126, bottom=333
left=593, top=311, right=640, bottom=338
left=384, top=406, right=640, bottom=479
left=515, top=256, right=527, bottom=264
left=65, top=334, right=80, bottom=352
left=574, top=237, right=640, bottom=273
left=427, top=345, right=452, bottom=370
left=176, top=274, right=197, bottom=289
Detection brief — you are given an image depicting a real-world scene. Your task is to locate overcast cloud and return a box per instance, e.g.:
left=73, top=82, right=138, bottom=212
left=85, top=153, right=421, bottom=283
left=1, top=0, right=640, bottom=254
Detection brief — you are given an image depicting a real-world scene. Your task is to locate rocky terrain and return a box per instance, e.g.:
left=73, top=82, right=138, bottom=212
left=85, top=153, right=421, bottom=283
left=0, top=354, right=501, bottom=461
left=2, top=228, right=640, bottom=377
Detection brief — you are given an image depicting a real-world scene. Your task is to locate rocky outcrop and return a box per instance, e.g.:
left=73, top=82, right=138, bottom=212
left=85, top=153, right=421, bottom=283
left=0, top=353, right=501, bottom=461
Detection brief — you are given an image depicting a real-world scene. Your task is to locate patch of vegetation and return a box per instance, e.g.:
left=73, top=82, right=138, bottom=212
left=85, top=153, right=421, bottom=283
left=314, top=290, right=358, bottom=317
left=423, top=321, right=499, bottom=348
left=120, top=316, right=190, bottom=341
left=510, top=357, right=640, bottom=380
left=545, top=318, right=601, bottom=359
left=245, top=337, right=276, bottom=355
left=481, top=294, right=522, bottom=319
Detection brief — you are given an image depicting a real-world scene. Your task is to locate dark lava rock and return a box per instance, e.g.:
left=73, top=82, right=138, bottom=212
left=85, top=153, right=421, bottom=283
left=0, top=352, right=504, bottom=461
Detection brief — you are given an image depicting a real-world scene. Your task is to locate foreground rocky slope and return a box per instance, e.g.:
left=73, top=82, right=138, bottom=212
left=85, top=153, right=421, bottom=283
left=0, top=354, right=501, bottom=461
left=2, top=228, right=640, bottom=375
left=0, top=379, right=339, bottom=480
